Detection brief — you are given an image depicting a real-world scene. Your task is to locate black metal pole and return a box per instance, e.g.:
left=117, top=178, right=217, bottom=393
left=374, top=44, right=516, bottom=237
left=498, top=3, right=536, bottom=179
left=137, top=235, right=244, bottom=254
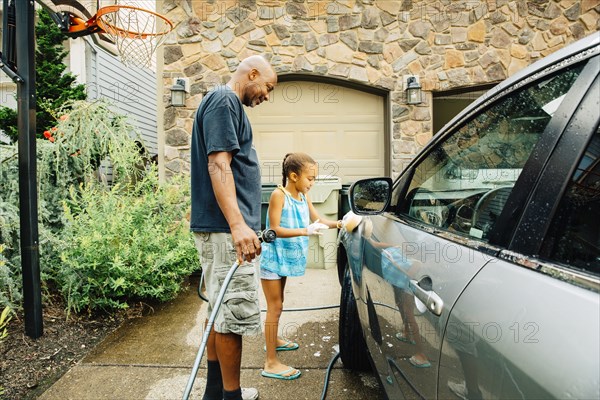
left=16, top=0, right=42, bottom=338
left=2, top=0, right=16, bottom=68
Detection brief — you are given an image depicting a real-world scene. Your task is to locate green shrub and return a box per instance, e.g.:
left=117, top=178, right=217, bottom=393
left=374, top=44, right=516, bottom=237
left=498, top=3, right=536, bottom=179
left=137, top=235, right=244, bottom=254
left=56, top=169, right=199, bottom=315
left=1, top=98, right=198, bottom=317
left=0, top=306, right=11, bottom=397
left=0, top=145, right=22, bottom=268
left=1, top=142, right=65, bottom=309
left=0, top=99, right=145, bottom=311
left=0, top=107, right=17, bottom=142
left=43, top=100, right=145, bottom=193
left=0, top=245, right=20, bottom=312
left=0, top=305, right=11, bottom=340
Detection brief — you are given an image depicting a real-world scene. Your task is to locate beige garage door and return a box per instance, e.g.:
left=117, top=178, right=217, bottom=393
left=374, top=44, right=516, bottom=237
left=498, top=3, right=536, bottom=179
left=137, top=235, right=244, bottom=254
left=246, top=81, right=385, bottom=184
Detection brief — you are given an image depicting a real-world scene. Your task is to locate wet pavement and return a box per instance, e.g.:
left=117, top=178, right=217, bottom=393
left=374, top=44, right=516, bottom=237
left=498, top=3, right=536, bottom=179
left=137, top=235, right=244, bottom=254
left=39, top=267, right=384, bottom=400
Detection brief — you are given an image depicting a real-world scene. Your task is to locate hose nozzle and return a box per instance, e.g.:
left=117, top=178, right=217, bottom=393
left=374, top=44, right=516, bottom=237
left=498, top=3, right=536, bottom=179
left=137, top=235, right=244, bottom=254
left=257, top=229, right=276, bottom=243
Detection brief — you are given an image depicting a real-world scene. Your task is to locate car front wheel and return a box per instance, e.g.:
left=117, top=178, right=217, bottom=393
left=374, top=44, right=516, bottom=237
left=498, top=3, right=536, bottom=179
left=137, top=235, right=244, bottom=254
left=339, top=264, right=371, bottom=371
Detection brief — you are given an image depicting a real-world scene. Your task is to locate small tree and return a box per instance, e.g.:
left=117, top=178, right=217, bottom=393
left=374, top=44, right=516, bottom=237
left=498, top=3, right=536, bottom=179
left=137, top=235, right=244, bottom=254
left=0, top=8, right=86, bottom=142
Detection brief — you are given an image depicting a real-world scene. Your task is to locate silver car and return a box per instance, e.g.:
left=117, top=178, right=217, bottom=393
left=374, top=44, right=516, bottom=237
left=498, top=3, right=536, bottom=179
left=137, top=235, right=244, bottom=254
left=337, top=33, right=600, bottom=400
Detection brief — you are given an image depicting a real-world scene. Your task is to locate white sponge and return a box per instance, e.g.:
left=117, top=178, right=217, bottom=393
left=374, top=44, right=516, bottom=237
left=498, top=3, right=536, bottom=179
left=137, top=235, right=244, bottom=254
left=342, top=211, right=363, bottom=233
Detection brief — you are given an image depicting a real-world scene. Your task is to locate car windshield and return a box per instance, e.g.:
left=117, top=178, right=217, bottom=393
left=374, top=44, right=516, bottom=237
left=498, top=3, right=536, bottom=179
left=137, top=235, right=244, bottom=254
left=427, top=67, right=582, bottom=191
left=399, top=62, right=584, bottom=240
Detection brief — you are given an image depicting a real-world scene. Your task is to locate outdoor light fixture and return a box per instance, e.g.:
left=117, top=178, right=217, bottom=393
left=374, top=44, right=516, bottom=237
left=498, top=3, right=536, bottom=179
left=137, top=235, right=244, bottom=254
left=406, top=76, right=422, bottom=105
left=170, top=78, right=187, bottom=107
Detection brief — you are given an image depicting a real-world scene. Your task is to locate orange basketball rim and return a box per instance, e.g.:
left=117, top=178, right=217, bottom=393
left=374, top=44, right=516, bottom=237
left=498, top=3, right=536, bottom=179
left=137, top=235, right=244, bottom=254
left=67, top=5, right=174, bottom=39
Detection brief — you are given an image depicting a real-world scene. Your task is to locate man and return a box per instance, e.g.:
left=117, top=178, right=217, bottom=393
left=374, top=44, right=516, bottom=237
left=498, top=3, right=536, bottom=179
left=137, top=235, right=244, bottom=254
left=190, top=55, right=277, bottom=400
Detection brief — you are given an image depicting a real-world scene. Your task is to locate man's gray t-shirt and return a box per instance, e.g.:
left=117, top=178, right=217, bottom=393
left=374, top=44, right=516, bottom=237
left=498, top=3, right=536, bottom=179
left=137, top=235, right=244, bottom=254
left=190, top=86, right=261, bottom=232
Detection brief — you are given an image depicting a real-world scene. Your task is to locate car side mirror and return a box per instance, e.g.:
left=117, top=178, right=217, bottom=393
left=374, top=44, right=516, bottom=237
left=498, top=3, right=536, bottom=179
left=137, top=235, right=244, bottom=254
left=349, top=178, right=393, bottom=215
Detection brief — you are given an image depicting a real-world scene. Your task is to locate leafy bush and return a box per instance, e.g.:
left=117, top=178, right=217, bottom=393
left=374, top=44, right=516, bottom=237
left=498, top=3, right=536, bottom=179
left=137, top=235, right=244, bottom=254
left=0, top=99, right=199, bottom=316
left=0, top=107, right=17, bottom=141
left=1, top=100, right=145, bottom=310
left=0, top=305, right=12, bottom=396
left=42, top=100, right=145, bottom=196
left=1, top=147, right=28, bottom=310
left=0, top=305, right=11, bottom=340
left=1, top=141, right=65, bottom=303
left=0, top=245, right=20, bottom=312
left=56, top=170, right=199, bottom=315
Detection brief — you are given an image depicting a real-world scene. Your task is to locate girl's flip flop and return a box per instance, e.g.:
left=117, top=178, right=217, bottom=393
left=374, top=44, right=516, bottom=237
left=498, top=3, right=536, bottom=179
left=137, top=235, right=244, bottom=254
left=261, top=367, right=301, bottom=380
left=263, top=341, right=299, bottom=351
left=276, top=341, right=299, bottom=351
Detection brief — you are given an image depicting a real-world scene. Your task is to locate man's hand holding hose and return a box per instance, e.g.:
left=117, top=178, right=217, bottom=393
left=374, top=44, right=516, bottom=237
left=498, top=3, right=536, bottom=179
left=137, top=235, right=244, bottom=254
left=231, top=223, right=262, bottom=263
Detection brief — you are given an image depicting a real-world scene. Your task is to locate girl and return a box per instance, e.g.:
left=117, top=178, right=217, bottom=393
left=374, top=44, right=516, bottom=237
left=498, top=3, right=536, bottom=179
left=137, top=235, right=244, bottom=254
left=259, top=152, right=342, bottom=380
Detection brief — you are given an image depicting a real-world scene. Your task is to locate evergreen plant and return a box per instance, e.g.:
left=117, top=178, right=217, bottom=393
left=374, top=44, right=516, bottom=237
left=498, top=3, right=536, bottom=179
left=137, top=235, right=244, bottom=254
left=0, top=9, right=86, bottom=142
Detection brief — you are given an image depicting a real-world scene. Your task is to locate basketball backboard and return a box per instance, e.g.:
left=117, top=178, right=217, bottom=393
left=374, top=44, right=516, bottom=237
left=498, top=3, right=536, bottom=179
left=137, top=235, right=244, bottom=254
left=35, top=0, right=119, bottom=55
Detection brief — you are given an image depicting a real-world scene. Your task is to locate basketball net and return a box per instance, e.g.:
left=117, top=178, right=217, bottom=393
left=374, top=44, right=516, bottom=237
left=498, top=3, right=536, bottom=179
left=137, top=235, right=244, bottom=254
left=96, top=5, right=173, bottom=69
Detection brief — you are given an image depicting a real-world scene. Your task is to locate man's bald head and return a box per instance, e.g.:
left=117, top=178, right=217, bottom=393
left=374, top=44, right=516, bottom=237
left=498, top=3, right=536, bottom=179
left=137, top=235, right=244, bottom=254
left=234, top=55, right=277, bottom=83
left=228, top=55, right=277, bottom=108
left=240, top=55, right=275, bottom=76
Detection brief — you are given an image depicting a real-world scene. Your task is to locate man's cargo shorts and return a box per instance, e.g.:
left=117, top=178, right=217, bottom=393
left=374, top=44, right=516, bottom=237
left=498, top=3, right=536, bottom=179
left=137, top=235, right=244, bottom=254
left=193, top=232, right=261, bottom=336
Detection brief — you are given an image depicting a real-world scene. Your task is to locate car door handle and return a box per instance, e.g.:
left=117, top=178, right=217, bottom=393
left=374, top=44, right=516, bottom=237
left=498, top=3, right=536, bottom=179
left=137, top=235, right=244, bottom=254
left=409, top=280, right=444, bottom=316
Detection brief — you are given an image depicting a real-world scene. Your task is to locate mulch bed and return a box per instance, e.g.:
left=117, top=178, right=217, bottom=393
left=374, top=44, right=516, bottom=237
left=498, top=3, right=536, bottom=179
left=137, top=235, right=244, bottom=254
left=0, top=299, right=135, bottom=399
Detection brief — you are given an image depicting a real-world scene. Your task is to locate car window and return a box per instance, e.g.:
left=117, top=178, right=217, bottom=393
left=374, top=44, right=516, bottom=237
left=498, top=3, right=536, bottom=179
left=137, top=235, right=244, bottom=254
left=398, top=63, right=584, bottom=242
left=542, top=126, right=600, bottom=274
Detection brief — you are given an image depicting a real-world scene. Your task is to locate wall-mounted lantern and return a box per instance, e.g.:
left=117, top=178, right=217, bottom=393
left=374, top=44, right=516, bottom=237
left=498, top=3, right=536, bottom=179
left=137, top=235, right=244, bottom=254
left=170, top=78, right=187, bottom=107
left=405, top=76, right=422, bottom=105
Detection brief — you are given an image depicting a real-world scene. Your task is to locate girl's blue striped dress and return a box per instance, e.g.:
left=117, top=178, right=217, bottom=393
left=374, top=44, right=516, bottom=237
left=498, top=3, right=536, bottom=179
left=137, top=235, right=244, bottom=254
left=260, top=185, right=310, bottom=277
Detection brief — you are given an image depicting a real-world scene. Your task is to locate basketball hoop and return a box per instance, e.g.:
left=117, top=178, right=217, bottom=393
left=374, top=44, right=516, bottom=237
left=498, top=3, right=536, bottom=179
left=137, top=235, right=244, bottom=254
left=94, top=5, right=173, bottom=69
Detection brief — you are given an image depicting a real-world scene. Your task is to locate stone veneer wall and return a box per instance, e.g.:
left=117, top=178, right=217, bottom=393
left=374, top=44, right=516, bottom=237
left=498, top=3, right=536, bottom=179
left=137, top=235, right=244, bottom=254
left=160, top=0, right=599, bottom=178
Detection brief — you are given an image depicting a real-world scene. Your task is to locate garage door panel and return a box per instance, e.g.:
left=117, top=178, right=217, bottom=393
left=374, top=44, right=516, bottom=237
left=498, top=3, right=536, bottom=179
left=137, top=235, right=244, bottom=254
left=303, top=83, right=345, bottom=104
left=275, top=83, right=345, bottom=111
left=333, top=165, right=385, bottom=182
left=346, top=106, right=382, bottom=116
left=299, top=104, right=340, bottom=116
left=256, top=131, right=295, bottom=156
left=344, top=130, right=381, bottom=158
left=253, top=117, right=381, bottom=126
left=247, top=81, right=385, bottom=183
left=302, top=131, right=338, bottom=153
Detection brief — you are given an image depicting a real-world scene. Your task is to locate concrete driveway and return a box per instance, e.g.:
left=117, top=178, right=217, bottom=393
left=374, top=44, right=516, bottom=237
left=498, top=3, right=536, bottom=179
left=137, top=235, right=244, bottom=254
left=39, top=267, right=384, bottom=400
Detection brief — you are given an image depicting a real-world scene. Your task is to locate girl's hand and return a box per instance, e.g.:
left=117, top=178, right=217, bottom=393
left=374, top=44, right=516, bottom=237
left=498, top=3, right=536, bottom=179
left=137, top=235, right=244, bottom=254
left=307, top=219, right=328, bottom=236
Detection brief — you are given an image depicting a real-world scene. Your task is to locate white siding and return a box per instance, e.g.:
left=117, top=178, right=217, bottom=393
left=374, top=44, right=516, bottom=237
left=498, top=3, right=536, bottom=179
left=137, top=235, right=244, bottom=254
left=87, top=44, right=158, bottom=154
left=0, top=8, right=17, bottom=112
left=0, top=80, right=17, bottom=111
